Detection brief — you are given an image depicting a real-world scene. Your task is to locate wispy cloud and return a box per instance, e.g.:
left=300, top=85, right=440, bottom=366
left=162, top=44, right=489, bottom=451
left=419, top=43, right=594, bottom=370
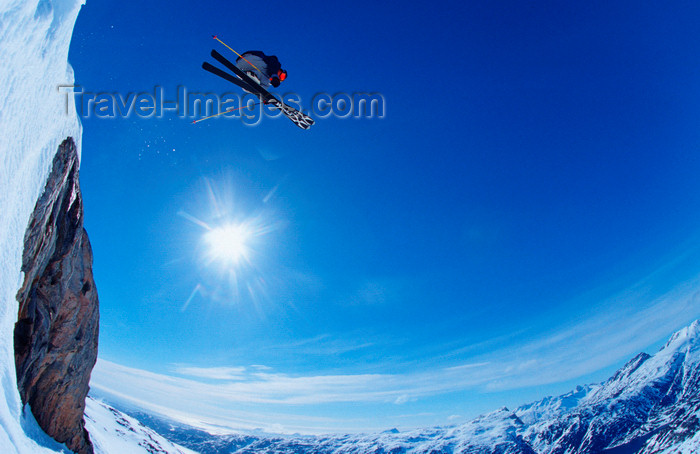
left=173, top=365, right=247, bottom=381
left=91, top=273, right=700, bottom=434
left=257, top=333, right=377, bottom=357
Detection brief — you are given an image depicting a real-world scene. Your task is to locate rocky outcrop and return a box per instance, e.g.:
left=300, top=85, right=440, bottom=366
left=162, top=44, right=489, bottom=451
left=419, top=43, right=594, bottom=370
left=14, top=137, right=99, bottom=454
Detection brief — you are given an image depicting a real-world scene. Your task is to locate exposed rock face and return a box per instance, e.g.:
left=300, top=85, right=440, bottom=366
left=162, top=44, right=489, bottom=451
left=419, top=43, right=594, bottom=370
left=14, top=137, right=99, bottom=454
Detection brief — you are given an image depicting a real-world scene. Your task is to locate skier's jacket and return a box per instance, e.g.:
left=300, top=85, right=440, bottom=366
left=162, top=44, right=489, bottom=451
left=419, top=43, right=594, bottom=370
left=235, top=51, right=282, bottom=87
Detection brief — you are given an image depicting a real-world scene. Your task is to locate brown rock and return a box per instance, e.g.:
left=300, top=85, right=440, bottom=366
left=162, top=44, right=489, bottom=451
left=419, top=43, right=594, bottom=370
left=14, top=137, right=99, bottom=454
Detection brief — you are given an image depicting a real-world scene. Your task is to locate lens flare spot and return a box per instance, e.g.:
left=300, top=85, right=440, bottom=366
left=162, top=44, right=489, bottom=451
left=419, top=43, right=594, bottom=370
left=204, top=223, right=252, bottom=265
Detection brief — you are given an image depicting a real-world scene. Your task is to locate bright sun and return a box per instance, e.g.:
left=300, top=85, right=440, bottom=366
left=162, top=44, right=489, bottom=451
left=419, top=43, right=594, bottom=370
left=204, top=223, right=253, bottom=266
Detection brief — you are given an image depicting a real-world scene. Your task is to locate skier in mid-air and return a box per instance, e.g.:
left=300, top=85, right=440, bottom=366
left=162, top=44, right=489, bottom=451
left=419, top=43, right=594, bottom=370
left=201, top=36, right=313, bottom=129
left=235, top=50, right=287, bottom=87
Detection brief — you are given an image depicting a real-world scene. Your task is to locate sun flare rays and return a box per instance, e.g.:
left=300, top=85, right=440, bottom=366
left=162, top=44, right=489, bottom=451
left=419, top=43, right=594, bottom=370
left=176, top=177, right=282, bottom=312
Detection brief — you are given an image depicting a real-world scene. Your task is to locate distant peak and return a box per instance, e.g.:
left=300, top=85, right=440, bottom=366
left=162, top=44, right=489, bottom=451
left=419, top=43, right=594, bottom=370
left=660, top=319, right=700, bottom=353
left=606, top=352, right=651, bottom=384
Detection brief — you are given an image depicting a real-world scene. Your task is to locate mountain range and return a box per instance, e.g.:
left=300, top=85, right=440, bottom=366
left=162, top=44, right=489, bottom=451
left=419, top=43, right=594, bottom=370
left=89, top=320, right=700, bottom=454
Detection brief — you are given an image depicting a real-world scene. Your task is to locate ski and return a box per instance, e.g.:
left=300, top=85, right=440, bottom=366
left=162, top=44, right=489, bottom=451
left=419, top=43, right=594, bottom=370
left=210, top=50, right=275, bottom=102
left=209, top=50, right=315, bottom=130
left=202, top=62, right=258, bottom=94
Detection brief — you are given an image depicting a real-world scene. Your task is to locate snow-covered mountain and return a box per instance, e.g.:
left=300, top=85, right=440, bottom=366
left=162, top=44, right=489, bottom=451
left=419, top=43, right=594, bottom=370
left=84, top=398, right=196, bottom=454
left=99, top=320, right=700, bottom=454
left=519, top=320, right=700, bottom=454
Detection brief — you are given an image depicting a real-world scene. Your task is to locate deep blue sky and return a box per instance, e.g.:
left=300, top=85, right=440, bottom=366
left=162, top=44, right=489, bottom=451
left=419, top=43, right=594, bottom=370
left=69, top=0, right=700, bottom=432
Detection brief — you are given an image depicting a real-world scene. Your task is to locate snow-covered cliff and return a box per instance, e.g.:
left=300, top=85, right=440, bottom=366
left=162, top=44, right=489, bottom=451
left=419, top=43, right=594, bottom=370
left=0, top=0, right=84, bottom=452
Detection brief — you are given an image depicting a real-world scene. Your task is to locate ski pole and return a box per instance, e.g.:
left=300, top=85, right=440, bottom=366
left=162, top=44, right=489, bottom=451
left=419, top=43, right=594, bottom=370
left=212, top=35, right=263, bottom=74
left=191, top=103, right=261, bottom=124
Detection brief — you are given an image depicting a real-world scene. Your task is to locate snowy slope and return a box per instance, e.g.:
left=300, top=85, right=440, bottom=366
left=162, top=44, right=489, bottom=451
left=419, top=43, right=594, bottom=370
left=84, top=398, right=196, bottom=454
left=0, top=0, right=84, bottom=452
